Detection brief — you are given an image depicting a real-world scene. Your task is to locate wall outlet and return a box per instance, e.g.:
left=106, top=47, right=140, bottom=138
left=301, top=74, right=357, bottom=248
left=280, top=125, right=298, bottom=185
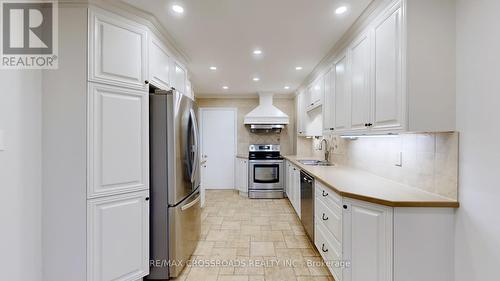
left=395, top=151, right=402, bottom=167
left=0, top=130, right=5, bottom=151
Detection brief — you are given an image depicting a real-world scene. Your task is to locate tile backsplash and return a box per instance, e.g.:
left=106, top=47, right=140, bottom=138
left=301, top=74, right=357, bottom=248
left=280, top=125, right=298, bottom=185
left=196, top=97, right=295, bottom=155
left=300, top=132, right=459, bottom=200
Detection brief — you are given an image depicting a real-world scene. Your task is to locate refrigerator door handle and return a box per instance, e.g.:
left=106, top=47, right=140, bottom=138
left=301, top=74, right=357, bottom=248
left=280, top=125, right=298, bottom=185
left=181, top=193, right=200, bottom=211
left=190, top=108, right=200, bottom=184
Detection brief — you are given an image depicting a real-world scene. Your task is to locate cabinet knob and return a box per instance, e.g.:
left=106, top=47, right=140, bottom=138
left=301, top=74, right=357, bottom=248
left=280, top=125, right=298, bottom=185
left=322, top=213, right=329, bottom=221
left=367, top=123, right=373, bottom=127
left=322, top=190, right=328, bottom=197
left=330, top=128, right=334, bottom=131
left=145, top=197, right=150, bottom=201
left=321, top=243, right=328, bottom=253
left=144, top=80, right=149, bottom=85
left=364, top=123, right=368, bottom=127
left=343, top=204, right=348, bottom=209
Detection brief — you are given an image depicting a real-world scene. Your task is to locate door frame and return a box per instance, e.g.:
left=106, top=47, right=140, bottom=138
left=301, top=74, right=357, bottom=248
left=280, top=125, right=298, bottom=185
left=198, top=107, right=238, bottom=206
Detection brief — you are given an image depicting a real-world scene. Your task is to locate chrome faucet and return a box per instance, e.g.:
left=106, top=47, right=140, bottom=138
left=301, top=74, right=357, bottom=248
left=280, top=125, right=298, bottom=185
left=319, top=138, right=329, bottom=162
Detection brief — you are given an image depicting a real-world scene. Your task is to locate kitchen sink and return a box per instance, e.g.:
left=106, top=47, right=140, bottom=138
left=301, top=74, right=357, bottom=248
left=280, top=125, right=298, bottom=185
left=298, top=160, right=334, bottom=166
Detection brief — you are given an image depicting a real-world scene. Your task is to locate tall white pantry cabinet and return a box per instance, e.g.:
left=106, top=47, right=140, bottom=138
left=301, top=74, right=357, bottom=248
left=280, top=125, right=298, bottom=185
left=42, top=4, right=189, bottom=281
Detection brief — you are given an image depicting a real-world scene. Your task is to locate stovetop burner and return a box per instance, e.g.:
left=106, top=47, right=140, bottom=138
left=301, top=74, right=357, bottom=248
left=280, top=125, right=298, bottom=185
left=248, top=144, right=283, bottom=160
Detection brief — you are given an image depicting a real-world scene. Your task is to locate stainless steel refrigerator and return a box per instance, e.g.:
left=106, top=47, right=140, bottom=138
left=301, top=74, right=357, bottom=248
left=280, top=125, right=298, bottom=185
left=148, top=89, right=201, bottom=280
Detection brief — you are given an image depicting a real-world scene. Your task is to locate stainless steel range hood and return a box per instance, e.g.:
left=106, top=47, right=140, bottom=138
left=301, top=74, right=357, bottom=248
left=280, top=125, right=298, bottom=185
left=249, top=124, right=285, bottom=133
left=244, top=92, right=289, bottom=128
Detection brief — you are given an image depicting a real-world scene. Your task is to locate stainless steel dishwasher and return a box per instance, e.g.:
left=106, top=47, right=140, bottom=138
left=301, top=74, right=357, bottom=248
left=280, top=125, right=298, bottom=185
left=300, top=171, right=314, bottom=241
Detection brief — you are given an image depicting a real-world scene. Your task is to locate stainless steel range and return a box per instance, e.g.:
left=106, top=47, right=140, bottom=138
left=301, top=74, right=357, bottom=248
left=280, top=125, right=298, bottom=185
left=248, top=144, right=284, bottom=199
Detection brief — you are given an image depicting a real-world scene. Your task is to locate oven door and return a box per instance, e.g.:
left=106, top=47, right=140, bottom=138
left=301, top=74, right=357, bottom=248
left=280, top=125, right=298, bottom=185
left=249, top=160, right=283, bottom=190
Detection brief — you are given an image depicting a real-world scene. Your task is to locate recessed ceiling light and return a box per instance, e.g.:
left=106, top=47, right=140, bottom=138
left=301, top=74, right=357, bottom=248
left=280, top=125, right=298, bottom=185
left=295, top=66, right=303, bottom=71
left=284, top=86, right=290, bottom=90
left=253, top=49, right=262, bottom=55
left=172, top=4, right=184, bottom=14
left=222, top=86, right=229, bottom=90
left=253, top=77, right=260, bottom=82
left=335, top=6, right=348, bottom=15
left=209, top=66, right=217, bottom=70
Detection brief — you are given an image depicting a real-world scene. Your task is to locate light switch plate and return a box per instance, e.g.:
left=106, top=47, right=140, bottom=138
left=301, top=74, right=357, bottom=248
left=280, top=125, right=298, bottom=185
left=0, top=130, right=5, bottom=151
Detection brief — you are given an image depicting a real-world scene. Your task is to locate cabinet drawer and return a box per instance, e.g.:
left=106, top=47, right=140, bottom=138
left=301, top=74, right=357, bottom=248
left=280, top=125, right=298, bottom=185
left=315, top=197, right=342, bottom=242
left=315, top=181, right=342, bottom=215
left=315, top=223, right=343, bottom=281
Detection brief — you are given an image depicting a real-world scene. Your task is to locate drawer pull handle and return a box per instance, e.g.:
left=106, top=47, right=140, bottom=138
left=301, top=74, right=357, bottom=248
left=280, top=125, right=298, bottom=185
left=322, top=213, right=329, bottom=221
left=322, top=243, right=328, bottom=253
left=322, top=190, right=328, bottom=197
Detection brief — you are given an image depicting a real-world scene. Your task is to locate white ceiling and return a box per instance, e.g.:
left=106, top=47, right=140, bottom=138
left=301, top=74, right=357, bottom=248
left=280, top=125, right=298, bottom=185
left=122, top=0, right=372, bottom=96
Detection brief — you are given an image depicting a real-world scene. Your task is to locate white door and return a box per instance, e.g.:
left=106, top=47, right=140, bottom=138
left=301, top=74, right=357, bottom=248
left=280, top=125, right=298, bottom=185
left=334, top=54, right=350, bottom=132
left=87, top=83, right=149, bottom=199
left=87, top=190, right=149, bottom=281
left=343, top=199, right=393, bottom=281
left=89, top=8, right=147, bottom=90
left=349, top=33, right=371, bottom=132
left=200, top=108, right=237, bottom=189
left=372, top=5, right=404, bottom=132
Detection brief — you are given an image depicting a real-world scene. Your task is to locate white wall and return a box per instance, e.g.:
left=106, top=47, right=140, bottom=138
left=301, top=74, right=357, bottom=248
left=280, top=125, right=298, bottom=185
left=455, top=0, right=500, bottom=280
left=0, top=70, right=42, bottom=281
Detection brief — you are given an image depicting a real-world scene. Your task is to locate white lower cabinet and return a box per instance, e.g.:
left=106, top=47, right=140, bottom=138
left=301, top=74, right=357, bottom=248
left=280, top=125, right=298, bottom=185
left=314, top=181, right=455, bottom=281
left=342, top=198, right=393, bottom=281
left=87, top=190, right=150, bottom=281
left=235, top=157, right=248, bottom=195
left=286, top=161, right=301, bottom=218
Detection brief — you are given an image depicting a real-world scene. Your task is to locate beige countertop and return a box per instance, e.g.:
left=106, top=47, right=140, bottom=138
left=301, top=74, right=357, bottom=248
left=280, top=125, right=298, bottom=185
left=284, top=155, right=459, bottom=208
left=236, top=154, right=248, bottom=159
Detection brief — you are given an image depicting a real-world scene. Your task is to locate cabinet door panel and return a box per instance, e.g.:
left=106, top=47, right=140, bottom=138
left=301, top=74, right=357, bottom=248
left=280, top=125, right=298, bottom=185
left=323, top=68, right=335, bottom=133
left=149, top=36, right=171, bottom=89
left=89, top=8, right=147, bottom=89
left=350, top=34, right=371, bottom=132
left=88, top=83, right=148, bottom=198
left=87, top=191, right=149, bottom=281
left=172, top=63, right=187, bottom=95
left=372, top=6, right=404, bottom=131
left=343, top=199, right=393, bottom=281
left=334, top=55, right=349, bottom=132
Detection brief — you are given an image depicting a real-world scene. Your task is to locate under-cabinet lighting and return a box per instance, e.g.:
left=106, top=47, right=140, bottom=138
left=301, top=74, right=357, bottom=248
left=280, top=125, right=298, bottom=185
left=209, top=66, right=217, bottom=70
left=253, top=49, right=263, bottom=55
left=284, top=86, right=290, bottom=90
left=253, top=77, right=260, bottom=81
left=340, top=134, right=399, bottom=140
left=295, top=66, right=303, bottom=71
left=222, top=86, right=229, bottom=90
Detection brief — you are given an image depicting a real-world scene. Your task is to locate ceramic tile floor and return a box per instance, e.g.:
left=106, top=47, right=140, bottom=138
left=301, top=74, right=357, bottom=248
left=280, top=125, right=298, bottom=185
left=176, top=190, right=334, bottom=281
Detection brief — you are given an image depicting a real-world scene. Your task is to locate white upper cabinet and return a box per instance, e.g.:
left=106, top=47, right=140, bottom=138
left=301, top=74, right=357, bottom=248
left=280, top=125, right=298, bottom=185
left=172, top=62, right=187, bottom=95
left=318, top=0, right=455, bottom=135
left=307, top=76, right=324, bottom=111
left=349, top=33, right=372, bottom=132
left=87, top=190, right=149, bottom=281
left=296, top=90, right=306, bottom=136
left=371, top=5, right=404, bottom=132
left=333, top=54, right=349, bottom=133
left=89, top=8, right=148, bottom=90
left=88, top=83, right=149, bottom=199
left=323, top=68, right=335, bottom=133
left=148, top=34, right=171, bottom=90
